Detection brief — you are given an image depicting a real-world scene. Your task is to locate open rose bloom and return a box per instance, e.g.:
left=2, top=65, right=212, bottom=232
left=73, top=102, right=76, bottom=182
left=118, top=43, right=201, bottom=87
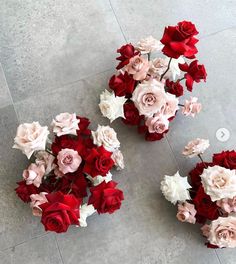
left=99, top=20, right=207, bottom=141
left=14, top=113, right=124, bottom=233
left=161, top=139, right=236, bottom=248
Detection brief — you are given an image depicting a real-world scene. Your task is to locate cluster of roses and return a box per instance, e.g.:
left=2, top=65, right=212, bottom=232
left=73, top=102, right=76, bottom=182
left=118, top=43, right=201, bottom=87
left=99, top=21, right=207, bottom=141
left=161, top=138, right=236, bottom=248
left=13, top=113, right=124, bottom=233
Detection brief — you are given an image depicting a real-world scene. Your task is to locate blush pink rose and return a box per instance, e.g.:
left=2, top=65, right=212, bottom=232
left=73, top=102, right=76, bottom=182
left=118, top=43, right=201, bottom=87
left=182, top=97, right=202, bottom=117
left=145, top=114, right=169, bottom=134
left=202, top=216, right=236, bottom=248
left=57, top=148, right=82, bottom=174
left=22, top=163, right=45, bottom=187
left=132, top=80, right=166, bottom=116
left=176, top=202, right=197, bottom=224
left=161, top=93, right=179, bottom=118
left=125, top=55, right=150, bottom=81
left=30, top=192, right=48, bottom=217
left=51, top=112, right=80, bottom=137
left=217, top=197, right=236, bottom=213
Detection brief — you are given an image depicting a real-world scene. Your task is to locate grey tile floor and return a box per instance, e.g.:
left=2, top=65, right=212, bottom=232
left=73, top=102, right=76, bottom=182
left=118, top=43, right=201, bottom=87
left=0, top=0, right=236, bottom=263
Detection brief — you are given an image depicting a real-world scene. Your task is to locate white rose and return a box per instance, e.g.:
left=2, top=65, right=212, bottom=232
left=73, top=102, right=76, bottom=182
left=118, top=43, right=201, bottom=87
left=99, top=90, right=126, bottom=122
left=160, top=171, right=191, bottom=204
left=13, top=122, right=49, bottom=159
left=87, top=172, right=113, bottom=186
left=51, top=112, right=79, bottom=137
left=131, top=79, right=166, bottom=117
left=111, top=150, right=125, bottom=170
left=136, top=36, right=163, bottom=54
left=92, top=125, right=120, bottom=151
left=78, top=204, right=96, bottom=227
left=35, top=151, right=56, bottom=175
left=201, top=165, right=236, bottom=201
left=165, top=56, right=185, bottom=80
left=182, top=138, right=210, bottom=158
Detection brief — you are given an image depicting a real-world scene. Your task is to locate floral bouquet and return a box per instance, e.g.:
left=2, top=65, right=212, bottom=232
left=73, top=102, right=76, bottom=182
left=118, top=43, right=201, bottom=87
left=161, top=138, right=236, bottom=248
left=99, top=21, right=207, bottom=141
left=13, top=113, right=124, bottom=233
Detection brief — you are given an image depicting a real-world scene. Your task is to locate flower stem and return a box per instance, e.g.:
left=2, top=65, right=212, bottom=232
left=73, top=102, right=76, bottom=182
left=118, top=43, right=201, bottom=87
left=147, top=52, right=151, bottom=61
left=45, top=148, right=56, bottom=157
left=160, top=58, right=172, bottom=81
left=197, top=154, right=208, bottom=168
left=178, top=104, right=184, bottom=107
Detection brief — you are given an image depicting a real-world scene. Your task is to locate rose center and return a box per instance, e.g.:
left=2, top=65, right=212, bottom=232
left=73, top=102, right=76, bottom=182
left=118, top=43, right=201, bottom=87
left=63, top=155, right=73, bottom=165
left=132, top=59, right=143, bottom=71
left=143, top=93, right=156, bottom=106
left=213, top=175, right=227, bottom=188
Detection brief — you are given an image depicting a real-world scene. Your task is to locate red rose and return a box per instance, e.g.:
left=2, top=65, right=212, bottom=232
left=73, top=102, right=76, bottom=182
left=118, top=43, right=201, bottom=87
left=15, top=180, right=39, bottom=202
left=165, top=79, right=184, bottom=97
left=88, top=181, right=124, bottom=214
left=122, top=101, right=143, bottom=126
left=116, top=44, right=139, bottom=70
left=53, top=170, right=88, bottom=199
left=189, top=162, right=213, bottom=191
left=145, top=131, right=166, bottom=141
left=179, top=60, right=207, bottom=91
left=109, top=72, right=135, bottom=97
left=160, top=21, right=199, bottom=59
left=76, top=116, right=91, bottom=136
left=213, top=151, right=236, bottom=170
left=193, top=185, right=219, bottom=224
left=83, top=146, right=114, bottom=177
left=40, top=192, right=81, bottom=233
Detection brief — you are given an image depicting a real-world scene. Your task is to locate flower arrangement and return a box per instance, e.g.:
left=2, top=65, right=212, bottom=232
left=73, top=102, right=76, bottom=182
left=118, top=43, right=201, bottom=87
left=99, top=21, right=207, bottom=141
left=13, top=113, right=124, bottom=233
left=161, top=138, right=236, bottom=248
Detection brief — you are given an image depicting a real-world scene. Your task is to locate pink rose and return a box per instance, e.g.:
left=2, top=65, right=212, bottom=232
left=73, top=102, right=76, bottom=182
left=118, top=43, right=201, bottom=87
left=161, top=93, right=179, bottom=118
left=202, top=216, right=236, bottom=248
left=131, top=80, right=166, bottom=116
left=176, top=202, right=197, bottom=224
left=125, top=55, right=150, bottom=81
left=51, top=112, right=80, bottom=137
left=145, top=114, right=169, bottom=134
left=182, top=97, right=202, bottom=117
left=23, top=163, right=45, bottom=187
left=30, top=192, right=48, bottom=217
left=217, top=197, right=236, bottom=213
left=57, top=148, right=82, bottom=174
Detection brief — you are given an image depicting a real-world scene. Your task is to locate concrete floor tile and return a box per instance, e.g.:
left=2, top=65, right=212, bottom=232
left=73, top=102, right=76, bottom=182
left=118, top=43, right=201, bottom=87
left=0, top=234, right=63, bottom=264
left=0, top=0, right=125, bottom=102
left=110, top=0, right=236, bottom=42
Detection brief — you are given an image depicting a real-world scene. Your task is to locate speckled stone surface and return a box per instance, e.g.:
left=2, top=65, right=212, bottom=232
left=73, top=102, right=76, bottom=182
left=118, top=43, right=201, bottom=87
left=0, top=0, right=236, bottom=263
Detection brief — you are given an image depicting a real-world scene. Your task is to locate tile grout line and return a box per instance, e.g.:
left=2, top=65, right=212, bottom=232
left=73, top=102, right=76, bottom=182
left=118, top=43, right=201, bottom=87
left=214, top=250, right=223, bottom=264
left=108, top=0, right=128, bottom=43
left=200, top=25, right=236, bottom=40
left=0, top=63, right=20, bottom=122
left=165, top=134, right=180, bottom=171
left=54, top=235, right=65, bottom=264
left=0, top=233, right=49, bottom=252
left=11, top=67, right=114, bottom=107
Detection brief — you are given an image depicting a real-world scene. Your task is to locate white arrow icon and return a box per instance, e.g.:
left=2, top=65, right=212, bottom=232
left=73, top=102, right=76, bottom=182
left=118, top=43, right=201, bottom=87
left=216, top=128, right=230, bottom=142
